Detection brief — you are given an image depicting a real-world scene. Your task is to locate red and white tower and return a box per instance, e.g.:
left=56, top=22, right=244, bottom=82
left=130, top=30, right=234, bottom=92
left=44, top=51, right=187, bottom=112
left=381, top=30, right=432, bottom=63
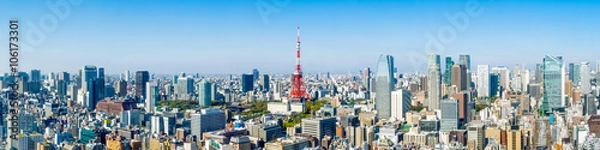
left=289, top=26, right=310, bottom=102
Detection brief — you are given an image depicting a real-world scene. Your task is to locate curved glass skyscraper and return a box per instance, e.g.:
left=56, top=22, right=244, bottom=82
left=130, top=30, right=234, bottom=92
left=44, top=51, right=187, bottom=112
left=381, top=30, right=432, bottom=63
left=375, top=54, right=394, bottom=119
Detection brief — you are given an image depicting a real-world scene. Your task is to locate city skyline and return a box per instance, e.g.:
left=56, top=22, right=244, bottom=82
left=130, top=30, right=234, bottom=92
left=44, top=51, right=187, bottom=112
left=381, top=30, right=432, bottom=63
left=1, top=0, right=599, bottom=74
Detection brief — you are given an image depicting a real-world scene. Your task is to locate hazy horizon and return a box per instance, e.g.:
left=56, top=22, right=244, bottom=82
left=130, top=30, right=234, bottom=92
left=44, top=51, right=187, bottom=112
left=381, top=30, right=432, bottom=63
left=1, top=0, right=599, bottom=75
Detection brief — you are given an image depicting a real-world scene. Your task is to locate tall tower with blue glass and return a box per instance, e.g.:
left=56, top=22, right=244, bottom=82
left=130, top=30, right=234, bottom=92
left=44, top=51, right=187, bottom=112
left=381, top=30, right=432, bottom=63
left=375, top=54, right=394, bottom=119
left=541, top=55, right=565, bottom=115
left=199, top=80, right=212, bottom=108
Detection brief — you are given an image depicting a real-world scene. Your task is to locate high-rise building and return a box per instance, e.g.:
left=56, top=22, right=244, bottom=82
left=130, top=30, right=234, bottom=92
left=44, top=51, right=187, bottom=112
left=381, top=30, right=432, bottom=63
left=491, top=66, right=510, bottom=91
left=89, top=78, right=105, bottom=109
left=146, top=82, right=159, bottom=113
left=459, top=55, right=471, bottom=71
left=198, top=80, right=212, bottom=108
left=440, top=98, right=459, bottom=132
left=490, top=73, right=500, bottom=97
left=534, top=64, right=543, bottom=83
left=477, top=65, right=490, bottom=97
left=260, top=74, right=270, bottom=92
left=467, top=121, right=486, bottom=150
left=252, top=69, right=260, bottom=82
left=452, top=64, right=468, bottom=91
left=120, top=109, right=141, bottom=126
left=541, top=55, right=565, bottom=114
left=364, top=67, right=371, bottom=92
left=506, top=126, right=522, bottom=150
left=521, top=69, right=530, bottom=93
left=116, top=80, right=127, bottom=97
left=163, top=114, right=176, bottom=136
left=391, top=89, right=410, bottom=121
left=191, top=109, right=226, bottom=138
left=528, top=83, right=542, bottom=101
left=444, top=56, right=454, bottom=85
left=29, top=69, right=42, bottom=93
left=584, top=94, right=597, bottom=116
left=175, top=77, right=194, bottom=99
left=452, top=92, right=469, bottom=125
left=125, top=70, right=131, bottom=82
left=98, top=67, right=105, bottom=79
left=82, top=65, right=98, bottom=94
left=151, top=115, right=164, bottom=134
left=241, top=74, right=254, bottom=93
left=57, top=72, right=70, bottom=96
left=135, top=71, right=150, bottom=97
left=597, top=60, right=600, bottom=74
left=301, top=117, right=336, bottom=140
left=375, top=54, right=394, bottom=119
left=581, top=62, right=591, bottom=94
left=427, top=54, right=442, bottom=110
left=18, top=111, right=35, bottom=134
left=569, top=63, right=582, bottom=84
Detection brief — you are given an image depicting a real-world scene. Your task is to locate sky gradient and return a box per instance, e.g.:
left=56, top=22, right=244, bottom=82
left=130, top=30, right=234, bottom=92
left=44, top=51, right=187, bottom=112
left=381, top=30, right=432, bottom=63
left=1, top=0, right=599, bottom=75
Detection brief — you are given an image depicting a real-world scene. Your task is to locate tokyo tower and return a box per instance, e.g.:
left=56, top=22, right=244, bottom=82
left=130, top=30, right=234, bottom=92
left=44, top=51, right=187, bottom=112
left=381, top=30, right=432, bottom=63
left=289, top=26, right=310, bottom=102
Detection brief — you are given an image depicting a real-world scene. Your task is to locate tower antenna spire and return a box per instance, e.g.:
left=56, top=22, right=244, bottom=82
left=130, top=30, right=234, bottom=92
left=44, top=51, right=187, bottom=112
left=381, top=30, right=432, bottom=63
left=290, top=26, right=310, bottom=102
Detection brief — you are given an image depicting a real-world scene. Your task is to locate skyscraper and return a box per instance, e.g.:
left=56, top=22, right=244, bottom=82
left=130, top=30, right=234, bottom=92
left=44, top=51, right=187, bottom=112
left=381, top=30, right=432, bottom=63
left=427, top=54, right=442, bottom=110
left=116, top=80, right=127, bottom=97
left=391, top=89, right=410, bottom=121
left=490, top=73, right=500, bottom=97
left=459, top=55, right=471, bottom=71
left=199, top=80, right=212, bottom=108
left=452, top=64, right=468, bottom=91
left=260, top=74, right=270, bottom=92
left=477, top=65, right=490, bottom=97
left=569, top=63, right=581, bottom=84
left=584, top=94, right=597, bottom=116
left=596, top=60, right=600, bottom=74
left=364, top=67, right=371, bottom=92
left=253, top=69, right=260, bottom=82
left=125, top=70, right=131, bottom=82
left=581, top=62, right=591, bottom=94
left=175, top=77, right=194, bottom=99
left=57, top=72, right=70, bottom=97
left=29, top=69, right=42, bottom=93
left=491, top=67, right=510, bottom=91
left=375, top=54, right=394, bottom=119
left=440, top=98, right=459, bottom=132
left=98, top=67, right=105, bottom=79
left=89, top=78, right=105, bottom=109
left=242, top=74, right=254, bottom=93
left=81, top=66, right=99, bottom=109
left=444, top=56, right=454, bottom=85
left=451, top=92, right=469, bottom=125
left=146, top=82, right=159, bottom=113
left=82, top=66, right=98, bottom=94
left=534, top=64, right=543, bottom=83
left=135, top=71, right=150, bottom=97
left=541, top=55, right=565, bottom=114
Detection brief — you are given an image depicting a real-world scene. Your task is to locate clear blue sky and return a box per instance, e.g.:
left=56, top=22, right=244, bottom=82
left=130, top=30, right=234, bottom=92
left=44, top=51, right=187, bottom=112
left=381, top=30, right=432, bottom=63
left=1, top=0, right=599, bottom=75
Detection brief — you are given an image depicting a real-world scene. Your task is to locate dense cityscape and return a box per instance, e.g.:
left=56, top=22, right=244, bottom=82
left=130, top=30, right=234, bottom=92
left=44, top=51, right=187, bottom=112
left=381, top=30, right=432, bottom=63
left=1, top=24, right=600, bottom=150
left=2, top=0, right=600, bottom=149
